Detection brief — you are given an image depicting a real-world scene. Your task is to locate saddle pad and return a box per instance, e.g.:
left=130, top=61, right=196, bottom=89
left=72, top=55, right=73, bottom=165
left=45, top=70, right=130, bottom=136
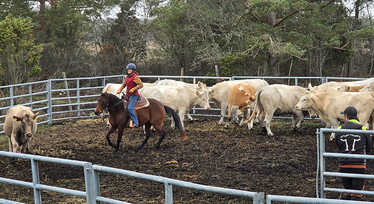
left=135, top=95, right=149, bottom=110
left=122, top=95, right=149, bottom=110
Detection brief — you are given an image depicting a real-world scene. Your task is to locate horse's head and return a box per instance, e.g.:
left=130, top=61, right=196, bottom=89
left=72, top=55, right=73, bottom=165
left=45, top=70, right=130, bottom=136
left=95, top=93, right=110, bottom=115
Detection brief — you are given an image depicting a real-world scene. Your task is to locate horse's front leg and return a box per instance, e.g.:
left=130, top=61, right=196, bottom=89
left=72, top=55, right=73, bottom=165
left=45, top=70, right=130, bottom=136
left=114, top=127, right=125, bottom=152
left=106, top=126, right=117, bottom=149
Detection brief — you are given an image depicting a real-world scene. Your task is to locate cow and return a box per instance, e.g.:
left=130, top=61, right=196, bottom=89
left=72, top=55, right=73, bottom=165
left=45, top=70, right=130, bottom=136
left=295, top=91, right=374, bottom=140
left=244, top=85, right=308, bottom=136
left=308, top=77, right=374, bottom=93
left=338, top=84, right=367, bottom=92
left=156, top=79, right=207, bottom=91
left=224, top=83, right=256, bottom=129
left=359, top=81, right=374, bottom=92
left=140, top=85, right=211, bottom=128
left=4, top=105, right=39, bottom=153
left=207, top=79, right=269, bottom=125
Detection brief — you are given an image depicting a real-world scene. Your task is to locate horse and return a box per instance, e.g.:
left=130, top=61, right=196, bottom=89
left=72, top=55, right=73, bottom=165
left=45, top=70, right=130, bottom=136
left=94, top=93, right=187, bottom=151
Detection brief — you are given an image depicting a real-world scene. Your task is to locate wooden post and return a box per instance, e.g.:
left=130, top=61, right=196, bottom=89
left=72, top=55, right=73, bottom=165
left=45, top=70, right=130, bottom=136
left=62, top=72, right=72, bottom=111
left=215, top=65, right=220, bottom=83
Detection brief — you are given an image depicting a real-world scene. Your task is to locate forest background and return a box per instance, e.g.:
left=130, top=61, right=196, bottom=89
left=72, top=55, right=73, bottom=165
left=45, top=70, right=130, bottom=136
left=0, top=0, right=373, bottom=87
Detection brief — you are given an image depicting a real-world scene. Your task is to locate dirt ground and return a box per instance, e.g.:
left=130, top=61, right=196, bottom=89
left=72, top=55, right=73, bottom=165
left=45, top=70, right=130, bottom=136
left=1, top=116, right=374, bottom=204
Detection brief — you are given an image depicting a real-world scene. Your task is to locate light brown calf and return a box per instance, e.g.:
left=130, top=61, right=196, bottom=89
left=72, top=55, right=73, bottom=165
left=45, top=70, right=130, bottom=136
left=224, top=83, right=256, bottom=129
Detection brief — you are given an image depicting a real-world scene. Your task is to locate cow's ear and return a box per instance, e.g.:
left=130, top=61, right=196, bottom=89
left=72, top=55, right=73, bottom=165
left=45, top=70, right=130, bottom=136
left=197, top=81, right=202, bottom=88
left=196, top=91, right=200, bottom=96
left=34, top=112, right=39, bottom=119
left=208, top=89, right=214, bottom=94
left=308, top=83, right=313, bottom=90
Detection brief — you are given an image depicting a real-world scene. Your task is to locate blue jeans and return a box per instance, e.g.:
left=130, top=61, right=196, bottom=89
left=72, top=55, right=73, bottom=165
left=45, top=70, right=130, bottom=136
left=128, top=95, right=139, bottom=126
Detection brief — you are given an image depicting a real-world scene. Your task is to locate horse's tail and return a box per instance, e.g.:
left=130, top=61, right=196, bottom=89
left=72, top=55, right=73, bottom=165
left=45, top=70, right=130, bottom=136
left=164, top=106, right=188, bottom=141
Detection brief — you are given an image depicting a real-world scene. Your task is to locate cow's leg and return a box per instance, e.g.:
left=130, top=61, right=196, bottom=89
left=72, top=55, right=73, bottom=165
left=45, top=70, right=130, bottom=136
left=292, top=111, right=305, bottom=131
left=138, top=123, right=152, bottom=150
left=239, top=108, right=248, bottom=126
left=264, top=111, right=275, bottom=136
left=224, top=105, right=233, bottom=129
left=186, top=113, right=194, bottom=121
left=8, top=138, right=13, bottom=152
left=329, top=118, right=340, bottom=141
left=244, top=109, right=254, bottom=130
left=11, top=135, right=19, bottom=153
left=218, top=103, right=228, bottom=125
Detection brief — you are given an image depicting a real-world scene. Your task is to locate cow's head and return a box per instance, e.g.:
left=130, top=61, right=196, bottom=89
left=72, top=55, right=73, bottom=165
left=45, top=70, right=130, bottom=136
left=295, top=92, right=313, bottom=110
left=13, top=112, right=39, bottom=138
left=196, top=90, right=211, bottom=110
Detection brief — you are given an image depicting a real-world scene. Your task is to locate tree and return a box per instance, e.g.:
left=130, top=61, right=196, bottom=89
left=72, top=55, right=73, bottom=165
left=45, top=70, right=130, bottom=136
left=99, top=0, right=147, bottom=75
left=0, top=14, right=42, bottom=85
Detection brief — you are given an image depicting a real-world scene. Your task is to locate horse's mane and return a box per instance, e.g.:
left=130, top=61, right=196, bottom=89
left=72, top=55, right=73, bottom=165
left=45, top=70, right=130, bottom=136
left=101, top=93, right=121, bottom=103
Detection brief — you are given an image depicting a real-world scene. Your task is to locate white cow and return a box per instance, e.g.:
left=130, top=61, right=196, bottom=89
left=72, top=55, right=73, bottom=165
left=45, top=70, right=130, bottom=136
left=359, top=81, right=374, bottom=92
left=207, top=79, right=269, bottom=125
left=154, top=80, right=208, bottom=121
left=141, top=85, right=211, bottom=128
left=156, top=79, right=207, bottom=91
left=245, top=85, right=308, bottom=136
left=295, top=91, right=374, bottom=140
left=309, top=77, right=374, bottom=93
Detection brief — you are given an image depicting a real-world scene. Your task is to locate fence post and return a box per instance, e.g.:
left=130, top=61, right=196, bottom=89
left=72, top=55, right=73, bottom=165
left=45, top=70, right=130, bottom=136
left=62, top=72, right=72, bottom=111
left=77, top=79, right=80, bottom=118
left=253, top=192, right=265, bottom=204
left=164, top=181, right=173, bottom=204
left=10, top=86, right=14, bottom=106
left=47, top=80, right=53, bottom=124
left=319, top=129, right=326, bottom=198
left=84, top=163, right=95, bottom=204
left=29, top=84, right=33, bottom=109
left=31, top=159, right=42, bottom=204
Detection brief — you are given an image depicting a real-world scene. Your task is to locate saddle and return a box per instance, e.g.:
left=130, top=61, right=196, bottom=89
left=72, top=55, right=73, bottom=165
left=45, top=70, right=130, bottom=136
left=122, top=94, right=150, bottom=110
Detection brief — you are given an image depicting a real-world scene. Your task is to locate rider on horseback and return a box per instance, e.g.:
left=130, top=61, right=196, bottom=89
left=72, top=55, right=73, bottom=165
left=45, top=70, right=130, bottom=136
left=117, top=63, right=143, bottom=128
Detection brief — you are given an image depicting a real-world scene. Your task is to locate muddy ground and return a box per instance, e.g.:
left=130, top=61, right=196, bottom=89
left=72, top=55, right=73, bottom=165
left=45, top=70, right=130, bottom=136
left=1, top=116, right=374, bottom=204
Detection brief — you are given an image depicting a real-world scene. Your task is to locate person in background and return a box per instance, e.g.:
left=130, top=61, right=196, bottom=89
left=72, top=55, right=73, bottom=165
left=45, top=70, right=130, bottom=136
left=116, top=63, right=143, bottom=128
left=335, top=106, right=372, bottom=201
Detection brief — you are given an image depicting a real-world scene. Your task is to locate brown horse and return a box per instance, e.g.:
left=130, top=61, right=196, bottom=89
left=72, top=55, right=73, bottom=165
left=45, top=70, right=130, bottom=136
left=95, top=93, right=187, bottom=151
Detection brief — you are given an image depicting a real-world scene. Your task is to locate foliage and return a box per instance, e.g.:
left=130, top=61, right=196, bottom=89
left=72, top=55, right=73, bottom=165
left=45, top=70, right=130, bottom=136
left=0, top=14, right=42, bottom=85
left=99, top=0, right=147, bottom=75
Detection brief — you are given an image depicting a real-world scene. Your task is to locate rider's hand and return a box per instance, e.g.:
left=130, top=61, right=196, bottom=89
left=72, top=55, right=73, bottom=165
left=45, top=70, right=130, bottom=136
left=116, top=90, right=121, bottom=94
left=129, top=89, right=134, bottom=93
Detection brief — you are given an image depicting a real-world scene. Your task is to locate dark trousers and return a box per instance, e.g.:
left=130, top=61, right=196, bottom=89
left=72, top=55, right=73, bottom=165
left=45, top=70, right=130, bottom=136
left=339, top=167, right=366, bottom=200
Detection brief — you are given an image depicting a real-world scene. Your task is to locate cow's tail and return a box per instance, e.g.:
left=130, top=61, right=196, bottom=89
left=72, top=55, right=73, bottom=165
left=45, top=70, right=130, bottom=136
left=164, top=106, right=188, bottom=141
left=244, top=88, right=263, bottom=123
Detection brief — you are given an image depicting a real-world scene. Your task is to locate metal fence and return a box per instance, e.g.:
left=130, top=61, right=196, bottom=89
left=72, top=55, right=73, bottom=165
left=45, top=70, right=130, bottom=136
left=317, top=128, right=374, bottom=199
left=0, top=151, right=265, bottom=204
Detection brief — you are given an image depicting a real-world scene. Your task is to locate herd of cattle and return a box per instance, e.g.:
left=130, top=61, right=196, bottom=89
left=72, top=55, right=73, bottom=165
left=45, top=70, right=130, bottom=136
left=4, top=77, right=374, bottom=153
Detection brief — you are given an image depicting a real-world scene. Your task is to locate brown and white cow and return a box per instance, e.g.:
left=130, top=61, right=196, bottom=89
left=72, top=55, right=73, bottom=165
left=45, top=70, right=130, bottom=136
left=4, top=105, right=39, bottom=153
left=224, top=83, right=256, bottom=129
left=245, top=85, right=308, bottom=136
left=295, top=91, right=374, bottom=140
left=140, top=85, right=211, bottom=128
left=208, top=79, right=269, bottom=125
left=338, top=84, right=367, bottom=92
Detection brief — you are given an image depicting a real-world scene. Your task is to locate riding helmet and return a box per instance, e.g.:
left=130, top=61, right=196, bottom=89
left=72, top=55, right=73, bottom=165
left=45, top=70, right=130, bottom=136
left=126, top=63, right=137, bottom=70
